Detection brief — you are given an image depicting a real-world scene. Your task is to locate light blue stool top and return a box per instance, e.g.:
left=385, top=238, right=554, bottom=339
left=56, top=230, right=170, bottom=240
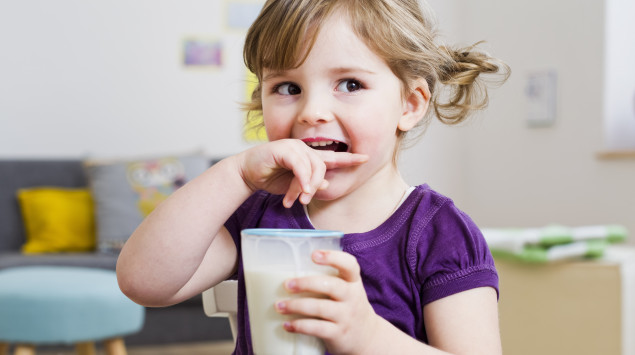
left=0, top=266, right=145, bottom=344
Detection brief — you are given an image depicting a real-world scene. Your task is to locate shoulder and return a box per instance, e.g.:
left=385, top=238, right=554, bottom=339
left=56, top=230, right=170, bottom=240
left=406, top=185, right=473, bottom=235
left=407, top=185, right=498, bottom=304
left=408, top=185, right=489, bottom=260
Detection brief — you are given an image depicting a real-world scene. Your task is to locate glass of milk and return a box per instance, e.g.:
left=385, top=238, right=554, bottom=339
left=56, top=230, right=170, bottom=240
left=241, top=228, right=344, bottom=355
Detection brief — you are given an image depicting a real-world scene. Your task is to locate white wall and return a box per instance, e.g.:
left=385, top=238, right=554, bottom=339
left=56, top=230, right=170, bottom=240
left=0, top=0, right=253, bottom=159
left=403, top=0, right=635, bottom=239
left=1, top=0, right=633, bottom=238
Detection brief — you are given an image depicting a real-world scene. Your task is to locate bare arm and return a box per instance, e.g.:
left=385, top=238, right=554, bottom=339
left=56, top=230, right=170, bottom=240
left=116, top=156, right=250, bottom=307
left=423, top=287, right=502, bottom=355
left=116, top=140, right=368, bottom=307
left=354, top=287, right=501, bottom=355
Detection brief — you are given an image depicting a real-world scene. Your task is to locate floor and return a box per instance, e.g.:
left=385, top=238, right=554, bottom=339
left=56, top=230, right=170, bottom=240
left=35, top=341, right=236, bottom=355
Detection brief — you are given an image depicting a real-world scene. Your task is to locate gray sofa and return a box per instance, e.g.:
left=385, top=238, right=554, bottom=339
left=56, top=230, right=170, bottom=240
left=0, top=159, right=232, bottom=345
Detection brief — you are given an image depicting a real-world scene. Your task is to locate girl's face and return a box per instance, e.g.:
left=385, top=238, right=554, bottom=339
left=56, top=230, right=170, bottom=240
left=261, top=12, right=423, bottom=201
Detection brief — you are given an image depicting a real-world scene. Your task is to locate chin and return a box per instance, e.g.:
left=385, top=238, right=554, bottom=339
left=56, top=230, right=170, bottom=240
left=313, top=180, right=355, bottom=202
left=312, top=190, right=336, bottom=201
left=312, top=187, right=343, bottom=202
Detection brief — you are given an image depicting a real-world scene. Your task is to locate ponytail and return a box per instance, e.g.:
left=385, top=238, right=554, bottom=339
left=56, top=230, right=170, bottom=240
left=432, top=42, right=510, bottom=125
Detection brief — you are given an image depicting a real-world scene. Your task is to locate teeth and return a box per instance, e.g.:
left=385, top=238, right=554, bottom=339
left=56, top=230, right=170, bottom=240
left=308, top=140, right=334, bottom=147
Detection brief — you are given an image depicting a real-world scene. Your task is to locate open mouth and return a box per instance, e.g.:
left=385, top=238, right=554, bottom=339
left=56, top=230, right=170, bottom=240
left=304, top=140, right=349, bottom=152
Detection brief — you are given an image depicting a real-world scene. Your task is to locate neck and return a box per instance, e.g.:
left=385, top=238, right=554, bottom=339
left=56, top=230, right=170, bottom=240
left=307, top=168, right=409, bottom=234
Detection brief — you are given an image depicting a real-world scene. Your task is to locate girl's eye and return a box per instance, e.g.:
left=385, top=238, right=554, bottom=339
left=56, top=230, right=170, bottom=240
left=337, top=79, right=362, bottom=93
left=275, top=83, right=301, bottom=95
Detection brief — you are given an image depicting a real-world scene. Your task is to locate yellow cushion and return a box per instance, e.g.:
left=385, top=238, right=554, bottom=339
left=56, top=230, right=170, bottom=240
left=17, top=187, right=96, bottom=254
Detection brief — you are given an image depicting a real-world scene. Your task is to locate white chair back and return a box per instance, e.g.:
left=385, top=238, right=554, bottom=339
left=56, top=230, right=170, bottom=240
left=202, top=280, right=238, bottom=342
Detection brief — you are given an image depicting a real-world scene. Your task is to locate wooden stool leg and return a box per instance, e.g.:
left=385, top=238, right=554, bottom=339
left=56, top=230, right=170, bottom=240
left=75, top=342, right=97, bottom=355
left=0, top=343, right=9, bottom=355
left=13, top=345, right=35, bottom=355
left=104, top=338, right=127, bottom=355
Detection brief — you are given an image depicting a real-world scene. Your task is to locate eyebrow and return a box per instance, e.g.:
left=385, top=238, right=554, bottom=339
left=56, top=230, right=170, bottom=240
left=262, top=67, right=377, bottom=82
left=262, top=71, right=285, bottom=83
left=328, top=67, right=377, bottom=76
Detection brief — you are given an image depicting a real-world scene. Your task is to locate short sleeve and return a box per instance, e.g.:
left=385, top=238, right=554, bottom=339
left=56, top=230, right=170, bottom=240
left=224, top=190, right=270, bottom=247
left=415, top=200, right=498, bottom=305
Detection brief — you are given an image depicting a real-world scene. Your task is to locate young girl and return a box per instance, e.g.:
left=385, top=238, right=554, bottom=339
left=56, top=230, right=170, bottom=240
left=117, top=0, right=509, bottom=354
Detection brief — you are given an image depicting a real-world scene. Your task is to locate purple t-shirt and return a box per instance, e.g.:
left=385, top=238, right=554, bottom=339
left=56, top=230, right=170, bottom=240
left=224, top=184, right=498, bottom=355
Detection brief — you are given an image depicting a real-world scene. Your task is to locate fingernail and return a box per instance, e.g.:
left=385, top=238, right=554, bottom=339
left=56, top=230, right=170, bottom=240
left=283, top=197, right=294, bottom=208
left=300, top=193, right=311, bottom=205
left=313, top=250, right=325, bottom=262
left=276, top=301, right=287, bottom=312
left=283, top=321, right=295, bottom=332
left=285, top=279, right=297, bottom=291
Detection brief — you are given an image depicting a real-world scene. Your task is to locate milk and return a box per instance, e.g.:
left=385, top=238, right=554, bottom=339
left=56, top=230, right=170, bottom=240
left=241, top=228, right=343, bottom=355
left=244, top=266, right=325, bottom=355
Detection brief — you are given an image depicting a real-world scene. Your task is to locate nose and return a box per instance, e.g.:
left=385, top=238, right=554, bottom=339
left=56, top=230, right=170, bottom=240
left=296, top=93, right=334, bottom=125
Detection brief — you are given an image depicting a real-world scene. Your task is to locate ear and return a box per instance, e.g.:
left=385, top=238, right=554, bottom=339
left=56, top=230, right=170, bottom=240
left=398, top=78, right=431, bottom=132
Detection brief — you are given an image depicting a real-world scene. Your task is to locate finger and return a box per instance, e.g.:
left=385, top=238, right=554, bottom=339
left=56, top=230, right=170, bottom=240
left=316, top=151, right=369, bottom=169
left=276, top=140, right=315, bottom=194
left=283, top=176, right=304, bottom=208
left=312, top=250, right=361, bottom=283
left=276, top=297, right=341, bottom=322
left=298, top=191, right=313, bottom=205
left=308, top=150, right=327, bottom=191
left=283, top=317, right=339, bottom=341
left=288, top=163, right=313, bottom=195
left=285, top=274, right=349, bottom=301
left=299, top=152, right=327, bottom=204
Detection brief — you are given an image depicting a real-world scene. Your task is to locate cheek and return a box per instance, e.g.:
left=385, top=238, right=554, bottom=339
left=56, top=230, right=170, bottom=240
left=345, top=110, right=401, bottom=152
left=348, top=125, right=395, bottom=156
left=262, top=106, right=293, bottom=141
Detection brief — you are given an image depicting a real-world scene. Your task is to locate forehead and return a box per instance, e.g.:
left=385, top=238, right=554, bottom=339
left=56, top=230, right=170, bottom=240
left=253, top=3, right=385, bottom=69
left=311, top=13, right=378, bottom=59
left=264, top=12, right=388, bottom=77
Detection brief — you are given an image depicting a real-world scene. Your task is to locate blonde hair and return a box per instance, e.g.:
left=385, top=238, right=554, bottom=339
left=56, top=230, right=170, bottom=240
left=243, top=0, right=509, bottom=144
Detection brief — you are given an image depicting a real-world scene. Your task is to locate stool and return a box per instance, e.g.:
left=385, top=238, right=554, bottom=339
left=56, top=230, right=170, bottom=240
left=0, top=266, right=145, bottom=355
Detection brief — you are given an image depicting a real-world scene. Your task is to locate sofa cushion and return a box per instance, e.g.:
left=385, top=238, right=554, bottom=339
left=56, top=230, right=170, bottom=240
left=84, top=154, right=209, bottom=253
left=0, top=160, right=87, bottom=253
left=17, top=187, right=96, bottom=254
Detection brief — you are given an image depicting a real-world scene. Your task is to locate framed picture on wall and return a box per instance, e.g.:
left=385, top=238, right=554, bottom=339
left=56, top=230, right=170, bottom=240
left=182, top=38, right=223, bottom=68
